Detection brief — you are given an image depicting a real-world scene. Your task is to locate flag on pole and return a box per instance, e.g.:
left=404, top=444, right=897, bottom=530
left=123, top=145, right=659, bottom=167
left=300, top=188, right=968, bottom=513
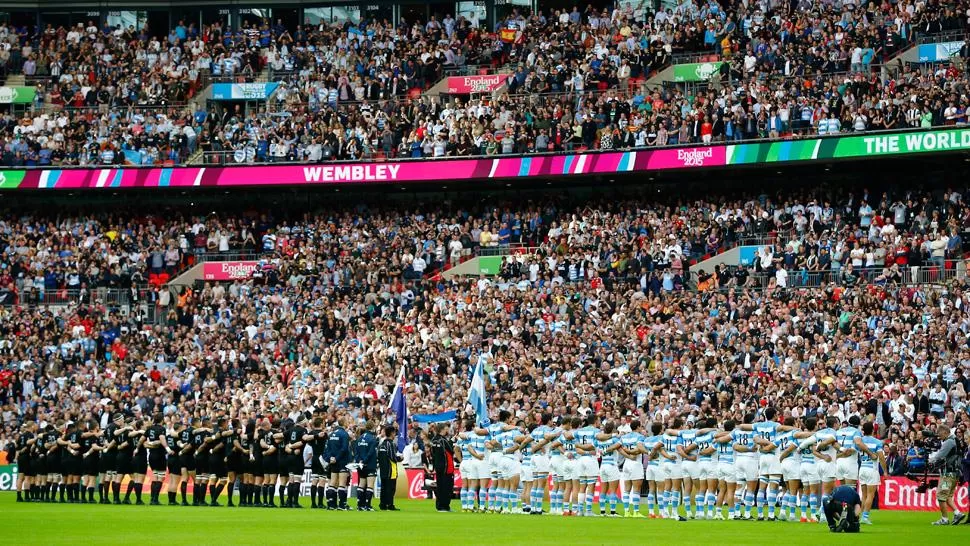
left=467, top=357, right=488, bottom=426
left=388, top=365, right=408, bottom=452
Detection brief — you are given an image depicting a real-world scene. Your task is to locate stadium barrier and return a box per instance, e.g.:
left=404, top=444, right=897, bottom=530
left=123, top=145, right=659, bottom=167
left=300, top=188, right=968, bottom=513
left=3, top=126, right=970, bottom=189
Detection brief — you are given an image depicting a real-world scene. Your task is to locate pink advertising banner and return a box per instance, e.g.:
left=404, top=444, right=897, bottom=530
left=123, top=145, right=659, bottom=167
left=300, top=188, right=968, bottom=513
left=445, top=74, right=510, bottom=94
left=1, top=145, right=728, bottom=190
left=202, top=261, right=259, bottom=281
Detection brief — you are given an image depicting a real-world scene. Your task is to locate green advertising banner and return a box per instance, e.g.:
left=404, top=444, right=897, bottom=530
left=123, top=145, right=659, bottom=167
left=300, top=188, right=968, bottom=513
left=0, top=170, right=26, bottom=189
left=672, top=62, right=724, bottom=82
left=478, top=256, right=503, bottom=275
left=0, top=464, right=18, bottom=491
left=727, top=127, right=970, bottom=165
left=0, top=86, right=36, bottom=104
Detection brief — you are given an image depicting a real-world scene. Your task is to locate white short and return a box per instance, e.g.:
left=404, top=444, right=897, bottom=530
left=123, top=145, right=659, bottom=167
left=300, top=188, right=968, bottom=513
left=662, top=460, right=685, bottom=480
left=781, top=458, right=801, bottom=482
left=469, top=458, right=491, bottom=481
left=488, top=452, right=502, bottom=477
left=644, top=463, right=664, bottom=482
left=560, top=458, right=580, bottom=482
left=859, top=467, right=880, bottom=487
left=532, top=454, right=550, bottom=476
left=621, top=460, right=645, bottom=481
left=499, top=455, right=521, bottom=480
left=696, top=460, right=714, bottom=481
left=520, top=464, right=534, bottom=483
left=717, top=461, right=736, bottom=483
left=800, top=462, right=820, bottom=485
left=550, top=455, right=566, bottom=481
left=579, top=456, right=599, bottom=478
left=459, top=459, right=474, bottom=479
left=600, top=463, right=621, bottom=483
left=836, top=458, right=859, bottom=482
left=683, top=460, right=701, bottom=480
left=817, top=460, right=837, bottom=482
left=735, top=457, right=758, bottom=483
left=759, top=454, right=782, bottom=476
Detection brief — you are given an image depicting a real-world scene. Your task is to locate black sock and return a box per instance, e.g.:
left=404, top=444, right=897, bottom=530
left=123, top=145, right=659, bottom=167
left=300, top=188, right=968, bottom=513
left=227, top=481, right=235, bottom=504
left=98, top=483, right=105, bottom=502
left=326, top=486, right=337, bottom=508
left=180, top=481, right=188, bottom=503
left=152, top=481, right=162, bottom=502
left=356, top=487, right=364, bottom=507
left=124, top=481, right=135, bottom=501
left=210, top=483, right=218, bottom=503
left=168, top=491, right=177, bottom=503
left=134, top=483, right=143, bottom=502
left=310, top=485, right=318, bottom=505
left=365, top=488, right=373, bottom=508
left=112, top=481, right=121, bottom=502
left=338, top=487, right=348, bottom=508
left=87, top=486, right=95, bottom=502
left=60, top=483, right=67, bottom=502
left=267, top=484, right=275, bottom=505
left=278, top=484, right=285, bottom=504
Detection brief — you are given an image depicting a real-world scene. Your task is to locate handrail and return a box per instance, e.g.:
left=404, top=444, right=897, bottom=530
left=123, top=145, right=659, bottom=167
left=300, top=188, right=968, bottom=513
left=0, top=287, right=148, bottom=307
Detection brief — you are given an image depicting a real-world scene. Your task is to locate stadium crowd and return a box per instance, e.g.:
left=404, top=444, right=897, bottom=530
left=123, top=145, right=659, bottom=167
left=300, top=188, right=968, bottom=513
left=3, top=0, right=970, bottom=165
left=0, top=182, right=969, bottom=520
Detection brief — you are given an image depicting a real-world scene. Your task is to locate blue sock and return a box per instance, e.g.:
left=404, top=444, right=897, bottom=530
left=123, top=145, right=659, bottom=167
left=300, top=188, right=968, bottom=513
left=756, top=489, right=766, bottom=517
left=622, top=491, right=630, bottom=510
left=694, top=493, right=704, bottom=514
left=488, top=486, right=496, bottom=509
left=819, top=494, right=830, bottom=516
left=809, top=494, right=818, bottom=516
left=862, top=511, right=869, bottom=519
left=632, top=492, right=641, bottom=513
left=672, top=491, right=681, bottom=514
left=744, top=492, right=754, bottom=515
left=646, top=492, right=654, bottom=513
left=767, top=487, right=778, bottom=517
left=599, top=490, right=605, bottom=513
left=662, top=490, right=670, bottom=512
left=706, top=492, right=717, bottom=513
left=478, top=488, right=486, bottom=509
left=460, top=489, right=467, bottom=509
left=585, top=490, right=593, bottom=514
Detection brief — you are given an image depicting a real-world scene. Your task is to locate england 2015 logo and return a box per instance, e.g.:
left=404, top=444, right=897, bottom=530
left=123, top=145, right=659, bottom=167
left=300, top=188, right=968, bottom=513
left=677, top=148, right=714, bottom=167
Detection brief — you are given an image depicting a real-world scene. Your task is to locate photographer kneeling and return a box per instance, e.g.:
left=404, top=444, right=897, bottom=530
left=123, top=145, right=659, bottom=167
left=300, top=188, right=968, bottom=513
left=928, top=424, right=967, bottom=526
left=823, top=485, right=863, bottom=533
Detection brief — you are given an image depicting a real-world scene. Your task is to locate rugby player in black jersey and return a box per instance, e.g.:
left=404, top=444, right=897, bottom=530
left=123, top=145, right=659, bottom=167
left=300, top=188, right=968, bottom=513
left=307, top=416, right=329, bottom=509
left=259, top=419, right=281, bottom=508
left=15, top=423, right=36, bottom=502
left=145, top=413, right=171, bottom=505
left=190, top=418, right=211, bottom=506
left=284, top=416, right=308, bottom=508
left=80, top=420, right=102, bottom=503
left=238, top=420, right=257, bottom=507
left=206, top=417, right=232, bottom=506
left=126, top=418, right=148, bottom=505
left=226, top=418, right=246, bottom=507
left=165, top=417, right=183, bottom=505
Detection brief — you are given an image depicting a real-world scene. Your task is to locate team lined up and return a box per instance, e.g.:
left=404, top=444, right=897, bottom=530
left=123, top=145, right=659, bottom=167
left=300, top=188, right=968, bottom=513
left=11, top=411, right=393, bottom=511
left=456, top=409, right=899, bottom=524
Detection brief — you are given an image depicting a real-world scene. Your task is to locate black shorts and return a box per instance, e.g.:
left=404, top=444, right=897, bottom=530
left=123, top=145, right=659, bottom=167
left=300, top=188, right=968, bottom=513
left=227, top=454, right=242, bottom=474
left=46, top=456, right=60, bottom=475
left=148, top=453, right=166, bottom=474
left=99, top=452, right=116, bottom=473
left=194, top=454, right=208, bottom=475
left=208, top=454, right=227, bottom=478
left=116, top=453, right=133, bottom=475
left=167, top=455, right=181, bottom=475
left=358, top=466, right=376, bottom=479
left=82, top=454, right=99, bottom=476
left=330, top=458, right=351, bottom=474
left=181, top=453, right=196, bottom=472
left=17, top=455, right=31, bottom=476
left=60, top=457, right=75, bottom=476
left=133, top=453, right=148, bottom=475
left=311, top=457, right=326, bottom=476
left=284, top=454, right=302, bottom=476
left=261, top=455, right=279, bottom=476
left=33, top=455, right=47, bottom=476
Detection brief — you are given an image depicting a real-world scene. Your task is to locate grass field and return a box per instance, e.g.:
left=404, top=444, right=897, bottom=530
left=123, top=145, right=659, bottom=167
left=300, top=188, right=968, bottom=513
left=0, top=493, right=958, bottom=545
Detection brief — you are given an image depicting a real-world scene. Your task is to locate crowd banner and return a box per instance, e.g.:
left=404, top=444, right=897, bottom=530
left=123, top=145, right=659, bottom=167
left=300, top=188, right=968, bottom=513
left=0, top=86, right=36, bottom=104
left=411, top=410, right=458, bottom=424
left=672, top=62, right=723, bottom=82
left=202, top=261, right=260, bottom=281
left=917, top=40, right=965, bottom=62
left=880, top=476, right=969, bottom=512
left=211, top=83, right=279, bottom=101
left=3, top=127, right=970, bottom=190
left=445, top=74, right=510, bottom=94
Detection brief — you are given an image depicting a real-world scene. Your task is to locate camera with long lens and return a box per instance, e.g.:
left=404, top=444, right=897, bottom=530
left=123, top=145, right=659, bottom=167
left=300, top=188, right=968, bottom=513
left=914, top=430, right=944, bottom=494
